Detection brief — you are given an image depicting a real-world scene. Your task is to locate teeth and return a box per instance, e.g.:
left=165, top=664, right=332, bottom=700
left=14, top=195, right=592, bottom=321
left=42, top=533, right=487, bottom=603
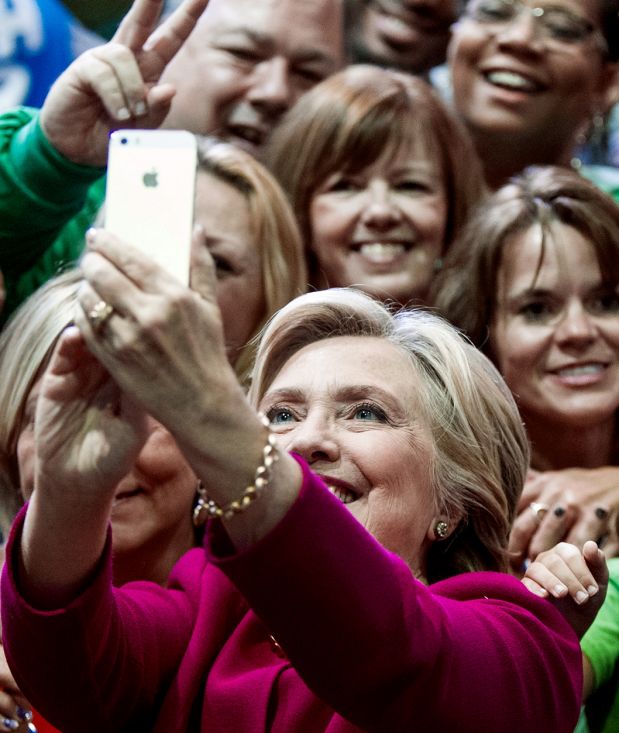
left=486, top=71, right=537, bottom=91
left=327, top=485, right=357, bottom=504
left=556, top=364, right=604, bottom=377
left=358, top=243, right=406, bottom=262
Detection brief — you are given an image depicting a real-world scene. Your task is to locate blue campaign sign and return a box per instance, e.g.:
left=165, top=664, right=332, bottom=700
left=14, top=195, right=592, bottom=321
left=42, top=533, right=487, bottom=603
left=0, top=0, right=74, bottom=110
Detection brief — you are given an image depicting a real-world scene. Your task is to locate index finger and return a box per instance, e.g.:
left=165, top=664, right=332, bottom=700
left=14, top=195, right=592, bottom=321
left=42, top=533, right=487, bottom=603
left=141, top=0, right=210, bottom=79
left=114, top=0, right=209, bottom=66
left=113, top=0, right=166, bottom=50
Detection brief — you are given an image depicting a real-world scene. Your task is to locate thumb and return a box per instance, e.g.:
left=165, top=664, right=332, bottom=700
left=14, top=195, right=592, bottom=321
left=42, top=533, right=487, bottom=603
left=142, top=83, right=177, bottom=128
left=583, top=540, right=609, bottom=595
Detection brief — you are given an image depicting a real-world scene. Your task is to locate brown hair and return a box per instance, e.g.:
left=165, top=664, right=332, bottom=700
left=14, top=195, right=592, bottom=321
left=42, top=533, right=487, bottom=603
left=264, top=65, right=485, bottom=286
left=431, top=165, right=619, bottom=355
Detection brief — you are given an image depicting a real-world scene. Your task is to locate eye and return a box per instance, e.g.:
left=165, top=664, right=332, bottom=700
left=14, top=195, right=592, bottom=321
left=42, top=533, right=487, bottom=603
left=393, top=179, right=432, bottom=194
left=266, top=406, right=298, bottom=426
left=211, top=254, right=235, bottom=278
left=326, top=177, right=361, bottom=193
left=472, top=0, right=514, bottom=23
left=542, top=10, right=591, bottom=43
left=221, top=45, right=262, bottom=63
left=351, top=402, right=388, bottom=422
left=588, top=289, right=619, bottom=315
left=293, top=66, right=327, bottom=85
left=518, top=300, right=557, bottom=323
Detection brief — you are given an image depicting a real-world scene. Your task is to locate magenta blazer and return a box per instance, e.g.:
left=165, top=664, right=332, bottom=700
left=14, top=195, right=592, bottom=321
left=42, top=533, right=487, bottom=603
left=1, top=458, right=582, bottom=732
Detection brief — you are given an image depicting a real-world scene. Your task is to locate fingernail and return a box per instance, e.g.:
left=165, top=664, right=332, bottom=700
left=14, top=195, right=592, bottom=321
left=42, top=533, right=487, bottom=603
left=553, top=584, right=567, bottom=598
left=134, top=100, right=147, bottom=116
left=2, top=719, right=18, bottom=731
left=16, top=708, right=32, bottom=723
left=86, top=228, right=98, bottom=245
left=553, top=506, right=566, bottom=518
left=117, top=106, right=130, bottom=121
left=587, top=585, right=599, bottom=597
left=595, top=507, right=609, bottom=520
left=575, top=590, right=589, bottom=605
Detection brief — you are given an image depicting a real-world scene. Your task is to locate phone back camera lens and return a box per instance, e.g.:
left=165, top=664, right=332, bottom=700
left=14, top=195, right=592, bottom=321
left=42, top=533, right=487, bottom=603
left=121, top=138, right=128, bottom=145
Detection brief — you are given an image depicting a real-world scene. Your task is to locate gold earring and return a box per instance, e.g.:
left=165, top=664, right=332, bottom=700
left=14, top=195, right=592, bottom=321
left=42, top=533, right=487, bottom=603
left=193, top=481, right=208, bottom=527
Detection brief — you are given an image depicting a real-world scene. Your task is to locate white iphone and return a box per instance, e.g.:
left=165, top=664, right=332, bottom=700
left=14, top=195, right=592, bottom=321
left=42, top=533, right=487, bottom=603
left=105, top=129, right=197, bottom=284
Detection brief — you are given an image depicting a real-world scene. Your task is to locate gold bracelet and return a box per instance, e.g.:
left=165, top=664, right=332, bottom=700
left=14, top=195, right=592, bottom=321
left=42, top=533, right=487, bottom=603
left=193, top=414, right=279, bottom=525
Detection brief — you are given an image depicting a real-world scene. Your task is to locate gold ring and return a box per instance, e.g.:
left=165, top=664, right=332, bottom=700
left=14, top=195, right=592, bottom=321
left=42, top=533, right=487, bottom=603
left=529, top=501, right=549, bottom=524
left=87, top=300, right=115, bottom=333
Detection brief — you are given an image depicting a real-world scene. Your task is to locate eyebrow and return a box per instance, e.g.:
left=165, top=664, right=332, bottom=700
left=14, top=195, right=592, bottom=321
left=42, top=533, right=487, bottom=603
left=217, top=27, right=336, bottom=66
left=262, top=384, right=408, bottom=414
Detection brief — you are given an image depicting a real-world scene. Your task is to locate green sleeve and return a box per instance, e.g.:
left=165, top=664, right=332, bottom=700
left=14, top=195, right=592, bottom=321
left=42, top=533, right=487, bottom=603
left=0, top=107, right=105, bottom=271
left=0, top=107, right=106, bottom=319
left=580, top=558, right=619, bottom=733
left=581, top=165, right=619, bottom=204
left=581, top=559, right=619, bottom=687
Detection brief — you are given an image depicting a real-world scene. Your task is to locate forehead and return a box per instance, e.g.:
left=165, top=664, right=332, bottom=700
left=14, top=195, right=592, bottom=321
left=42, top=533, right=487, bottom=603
left=268, top=336, right=420, bottom=398
left=193, top=172, right=257, bottom=252
left=203, top=0, right=344, bottom=56
left=377, top=134, right=443, bottom=174
left=499, top=223, right=602, bottom=292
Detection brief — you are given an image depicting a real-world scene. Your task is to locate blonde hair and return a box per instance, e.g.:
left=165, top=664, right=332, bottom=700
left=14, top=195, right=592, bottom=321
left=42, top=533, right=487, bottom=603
left=0, top=269, right=81, bottom=536
left=196, top=138, right=307, bottom=383
left=0, top=143, right=306, bottom=534
left=264, top=65, right=485, bottom=288
left=249, top=288, right=529, bottom=580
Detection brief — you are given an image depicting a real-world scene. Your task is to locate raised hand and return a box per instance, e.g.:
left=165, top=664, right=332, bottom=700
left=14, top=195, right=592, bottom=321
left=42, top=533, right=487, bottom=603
left=522, top=540, right=609, bottom=640
left=40, top=0, right=209, bottom=166
left=74, top=227, right=229, bottom=435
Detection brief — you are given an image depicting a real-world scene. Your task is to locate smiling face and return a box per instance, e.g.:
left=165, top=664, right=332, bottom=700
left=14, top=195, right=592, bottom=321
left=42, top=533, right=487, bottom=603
left=260, top=335, right=436, bottom=574
left=309, top=142, right=447, bottom=304
left=491, top=222, right=619, bottom=432
left=193, top=171, right=266, bottom=363
left=161, top=0, right=344, bottom=156
left=448, top=0, right=612, bottom=167
left=347, top=0, right=458, bottom=73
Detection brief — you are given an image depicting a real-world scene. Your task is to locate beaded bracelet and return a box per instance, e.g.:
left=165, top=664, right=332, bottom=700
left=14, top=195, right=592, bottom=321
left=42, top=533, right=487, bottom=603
left=193, top=414, right=279, bottom=525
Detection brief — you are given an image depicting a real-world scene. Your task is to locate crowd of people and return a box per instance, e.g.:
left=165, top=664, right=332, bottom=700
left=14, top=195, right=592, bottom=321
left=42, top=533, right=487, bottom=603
left=0, top=0, right=618, bottom=732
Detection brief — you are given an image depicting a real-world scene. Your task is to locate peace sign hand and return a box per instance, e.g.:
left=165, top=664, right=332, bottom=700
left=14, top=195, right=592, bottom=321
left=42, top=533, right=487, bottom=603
left=40, top=0, right=209, bottom=167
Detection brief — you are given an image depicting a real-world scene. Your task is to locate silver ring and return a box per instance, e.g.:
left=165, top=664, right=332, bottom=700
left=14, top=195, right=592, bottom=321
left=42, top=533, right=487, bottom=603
left=529, top=501, right=549, bottom=524
left=87, top=300, right=115, bottom=333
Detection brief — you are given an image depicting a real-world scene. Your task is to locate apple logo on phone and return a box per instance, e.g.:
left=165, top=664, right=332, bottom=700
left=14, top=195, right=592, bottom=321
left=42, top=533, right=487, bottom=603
left=142, top=168, right=159, bottom=187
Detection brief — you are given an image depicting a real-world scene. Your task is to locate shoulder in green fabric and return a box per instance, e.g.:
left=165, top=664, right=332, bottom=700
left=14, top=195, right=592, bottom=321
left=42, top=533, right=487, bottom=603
left=0, top=107, right=105, bottom=322
left=581, top=165, right=619, bottom=204
left=580, top=558, right=619, bottom=733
